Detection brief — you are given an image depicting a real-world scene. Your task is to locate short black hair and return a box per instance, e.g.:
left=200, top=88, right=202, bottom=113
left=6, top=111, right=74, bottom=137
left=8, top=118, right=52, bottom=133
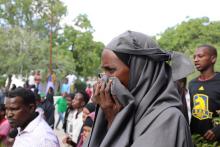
left=198, top=44, right=217, bottom=57
left=83, top=116, right=93, bottom=128
left=7, top=87, right=36, bottom=105
left=78, top=91, right=90, bottom=105
left=67, top=93, right=75, bottom=100
left=0, top=104, right=5, bottom=111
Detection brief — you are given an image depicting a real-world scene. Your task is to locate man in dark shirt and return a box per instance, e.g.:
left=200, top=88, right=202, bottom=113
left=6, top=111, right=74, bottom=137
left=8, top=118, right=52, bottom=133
left=189, top=44, right=220, bottom=141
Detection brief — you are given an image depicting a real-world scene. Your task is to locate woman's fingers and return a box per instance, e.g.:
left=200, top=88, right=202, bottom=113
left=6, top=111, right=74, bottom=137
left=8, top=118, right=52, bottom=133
left=99, top=80, right=106, bottom=97
left=92, top=81, right=101, bottom=104
left=112, top=95, right=123, bottom=112
left=105, top=80, right=113, bottom=102
left=95, top=78, right=123, bottom=113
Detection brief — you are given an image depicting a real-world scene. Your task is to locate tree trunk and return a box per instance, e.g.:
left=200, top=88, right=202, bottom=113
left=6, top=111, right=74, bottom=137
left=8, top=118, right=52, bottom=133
left=6, top=74, right=12, bottom=92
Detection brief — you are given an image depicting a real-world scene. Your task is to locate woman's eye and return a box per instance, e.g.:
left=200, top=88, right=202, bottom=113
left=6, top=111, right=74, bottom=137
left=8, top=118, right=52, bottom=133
left=102, top=67, right=116, bottom=73
left=109, top=68, right=115, bottom=72
left=108, top=68, right=116, bottom=73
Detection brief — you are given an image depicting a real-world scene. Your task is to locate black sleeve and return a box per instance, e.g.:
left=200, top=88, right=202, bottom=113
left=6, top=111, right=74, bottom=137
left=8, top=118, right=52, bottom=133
left=188, top=82, right=193, bottom=112
left=63, top=108, right=69, bottom=132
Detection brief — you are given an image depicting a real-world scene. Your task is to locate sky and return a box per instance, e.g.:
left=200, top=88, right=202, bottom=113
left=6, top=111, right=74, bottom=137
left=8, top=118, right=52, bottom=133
left=61, top=0, right=219, bottom=45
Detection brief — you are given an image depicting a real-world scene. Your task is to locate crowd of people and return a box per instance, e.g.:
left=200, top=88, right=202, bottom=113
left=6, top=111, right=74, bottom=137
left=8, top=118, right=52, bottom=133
left=0, top=85, right=95, bottom=147
left=0, top=30, right=220, bottom=147
left=0, top=70, right=95, bottom=147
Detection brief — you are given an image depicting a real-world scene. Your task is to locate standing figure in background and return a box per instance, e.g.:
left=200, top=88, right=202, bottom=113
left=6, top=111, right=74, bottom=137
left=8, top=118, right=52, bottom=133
left=34, top=70, right=42, bottom=93
left=46, top=86, right=54, bottom=104
left=46, top=70, right=56, bottom=95
left=40, top=87, right=55, bottom=129
left=85, top=84, right=92, bottom=99
left=55, top=92, right=67, bottom=129
left=66, top=74, right=77, bottom=93
left=28, top=71, right=35, bottom=88
left=61, top=78, right=70, bottom=94
left=189, top=44, right=220, bottom=142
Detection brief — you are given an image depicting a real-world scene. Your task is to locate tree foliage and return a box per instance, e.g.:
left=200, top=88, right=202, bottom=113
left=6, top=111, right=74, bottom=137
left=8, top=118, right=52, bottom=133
left=158, top=17, right=220, bottom=55
left=0, top=0, right=67, bottom=37
left=0, top=27, right=49, bottom=75
left=0, top=0, right=104, bottom=89
left=0, top=27, right=50, bottom=89
left=57, top=14, right=104, bottom=78
left=0, top=0, right=66, bottom=89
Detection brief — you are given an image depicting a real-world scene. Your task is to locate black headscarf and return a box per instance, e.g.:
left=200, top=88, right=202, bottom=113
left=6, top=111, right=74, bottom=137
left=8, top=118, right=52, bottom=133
left=84, top=103, right=96, bottom=113
left=84, top=31, right=193, bottom=147
left=84, top=116, right=94, bottom=128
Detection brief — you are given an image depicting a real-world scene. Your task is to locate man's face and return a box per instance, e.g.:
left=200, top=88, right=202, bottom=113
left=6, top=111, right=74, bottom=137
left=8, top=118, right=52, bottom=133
left=66, top=96, right=72, bottom=108
left=5, top=97, right=35, bottom=129
left=72, top=93, right=84, bottom=109
left=64, top=79, right=68, bottom=84
left=193, top=47, right=216, bottom=72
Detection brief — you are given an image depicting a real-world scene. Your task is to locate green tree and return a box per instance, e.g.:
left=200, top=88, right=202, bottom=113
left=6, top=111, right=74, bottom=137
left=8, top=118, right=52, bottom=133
left=57, top=14, right=104, bottom=78
left=0, top=2, right=104, bottom=89
left=0, top=27, right=49, bottom=89
left=0, top=0, right=67, bottom=37
left=0, top=0, right=67, bottom=89
left=158, top=17, right=220, bottom=54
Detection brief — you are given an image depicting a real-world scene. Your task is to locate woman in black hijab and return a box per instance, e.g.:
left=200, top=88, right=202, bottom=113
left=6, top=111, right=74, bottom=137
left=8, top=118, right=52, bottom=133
left=85, top=31, right=193, bottom=147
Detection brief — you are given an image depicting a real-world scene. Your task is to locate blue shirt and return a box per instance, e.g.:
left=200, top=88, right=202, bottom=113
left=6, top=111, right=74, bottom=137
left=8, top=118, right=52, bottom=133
left=61, top=84, right=70, bottom=94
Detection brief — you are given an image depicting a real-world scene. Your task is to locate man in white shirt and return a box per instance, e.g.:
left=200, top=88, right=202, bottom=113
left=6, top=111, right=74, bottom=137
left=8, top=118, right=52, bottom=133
left=66, top=74, right=77, bottom=86
left=5, top=87, right=60, bottom=147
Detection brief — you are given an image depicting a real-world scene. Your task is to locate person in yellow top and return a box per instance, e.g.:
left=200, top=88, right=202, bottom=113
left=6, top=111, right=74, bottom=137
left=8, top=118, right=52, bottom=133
left=51, top=71, right=56, bottom=86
